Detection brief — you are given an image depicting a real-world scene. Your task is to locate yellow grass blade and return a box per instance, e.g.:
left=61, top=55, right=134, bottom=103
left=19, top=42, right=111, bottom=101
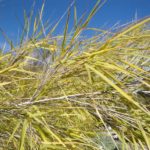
left=7, top=121, right=21, bottom=144
left=138, top=121, right=150, bottom=150
left=86, top=64, right=148, bottom=114
left=19, top=119, right=28, bottom=150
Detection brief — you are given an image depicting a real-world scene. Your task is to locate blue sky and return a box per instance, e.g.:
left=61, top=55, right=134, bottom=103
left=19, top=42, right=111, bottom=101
left=0, top=0, right=150, bottom=48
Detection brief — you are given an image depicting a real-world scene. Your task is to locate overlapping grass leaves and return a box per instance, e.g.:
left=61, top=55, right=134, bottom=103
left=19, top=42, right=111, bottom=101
left=0, top=1, right=150, bottom=150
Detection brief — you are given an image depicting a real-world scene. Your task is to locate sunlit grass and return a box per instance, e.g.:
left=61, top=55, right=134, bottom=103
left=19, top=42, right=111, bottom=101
left=0, top=1, right=150, bottom=149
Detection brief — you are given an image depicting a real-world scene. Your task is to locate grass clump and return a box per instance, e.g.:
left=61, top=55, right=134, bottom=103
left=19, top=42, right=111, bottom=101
left=0, top=1, right=150, bottom=150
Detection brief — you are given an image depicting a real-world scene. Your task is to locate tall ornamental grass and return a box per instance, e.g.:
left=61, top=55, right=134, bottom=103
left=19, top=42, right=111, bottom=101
left=0, top=1, right=150, bottom=149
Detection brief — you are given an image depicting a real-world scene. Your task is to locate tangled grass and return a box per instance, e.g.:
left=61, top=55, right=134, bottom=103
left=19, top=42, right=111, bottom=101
left=0, top=1, right=150, bottom=150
